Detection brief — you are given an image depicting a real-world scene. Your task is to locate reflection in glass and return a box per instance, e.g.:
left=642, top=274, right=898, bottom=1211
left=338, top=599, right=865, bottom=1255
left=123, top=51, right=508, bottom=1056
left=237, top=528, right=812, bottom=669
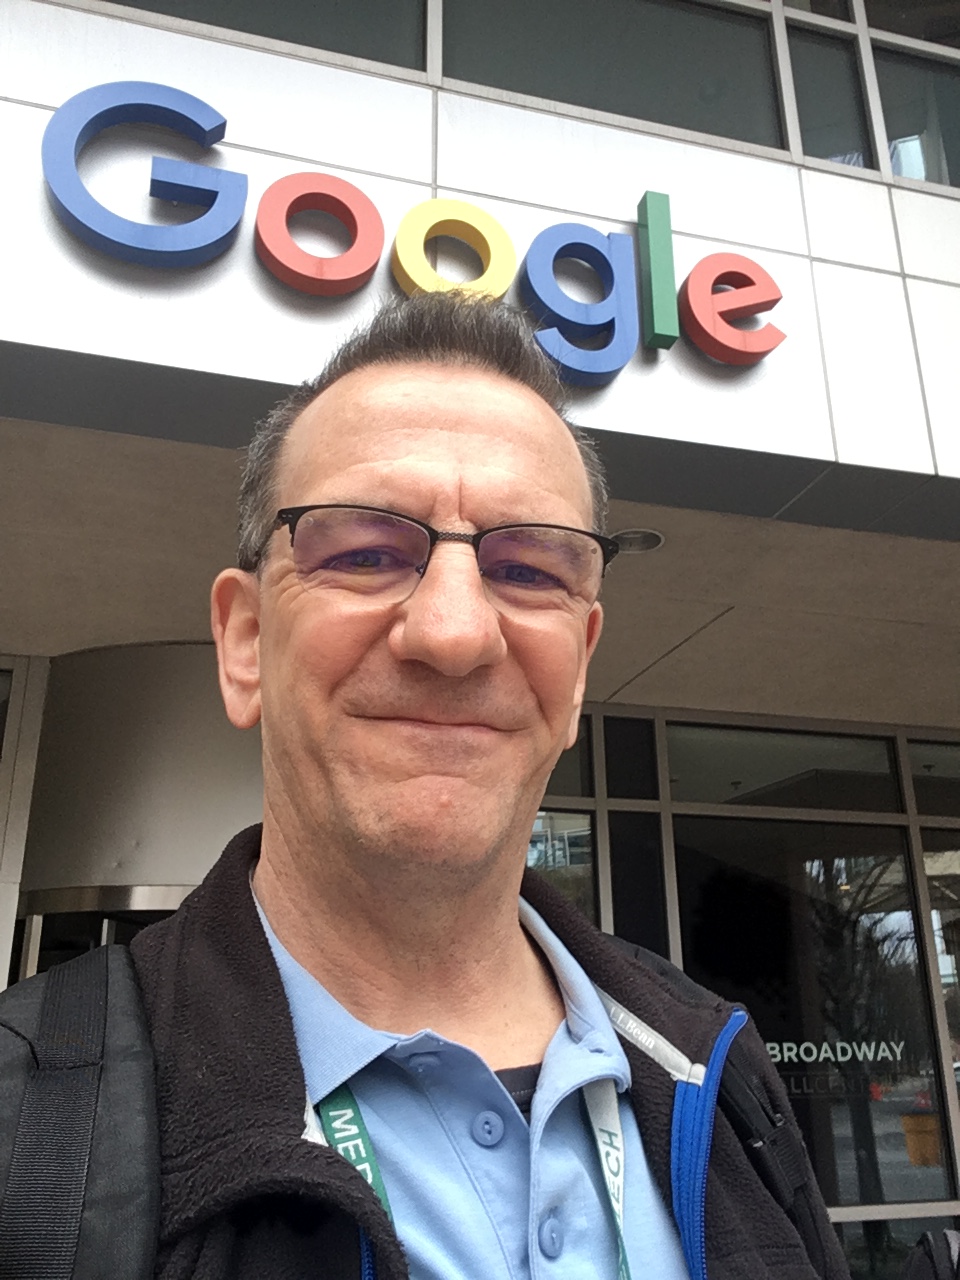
left=0, top=670, right=11, bottom=755
left=609, top=811, right=668, bottom=956
left=603, top=717, right=658, bottom=801
left=113, top=0, right=426, bottom=68
left=546, top=716, right=594, bottom=797
left=789, top=28, right=874, bottom=166
left=837, top=1217, right=960, bottom=1280
left=876, top=49, right=960, bottom=187
left=34, top=910, right=172, bottom=975
left=911, top=742, right=960, bottom=817
left=667, top=724, right=900, bottom=810
left=865, top=1, right=960, bottom=49
left=444, top=0, right=783, bottom=148
left=675, top=817, right=950, bottom=1205
left=527, top=811, right=595, bottom=921
left=922, top=831, right=960, bottom=1075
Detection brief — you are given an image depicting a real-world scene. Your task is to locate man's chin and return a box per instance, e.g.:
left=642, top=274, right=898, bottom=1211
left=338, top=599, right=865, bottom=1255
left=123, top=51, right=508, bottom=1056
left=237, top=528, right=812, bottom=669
left=339, top=794, right=526, bottom=878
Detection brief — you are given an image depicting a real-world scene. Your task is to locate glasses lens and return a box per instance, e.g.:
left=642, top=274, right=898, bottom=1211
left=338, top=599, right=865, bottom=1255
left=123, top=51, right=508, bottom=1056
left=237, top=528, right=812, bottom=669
left=477, top=526, right=604, bottom=611
left=291, top=507, right=429, bottom=598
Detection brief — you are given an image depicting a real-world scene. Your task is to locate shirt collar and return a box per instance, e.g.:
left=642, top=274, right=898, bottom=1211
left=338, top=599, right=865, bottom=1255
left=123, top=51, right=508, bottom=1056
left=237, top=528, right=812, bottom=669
left=256, top=894, right=631, bottom=1104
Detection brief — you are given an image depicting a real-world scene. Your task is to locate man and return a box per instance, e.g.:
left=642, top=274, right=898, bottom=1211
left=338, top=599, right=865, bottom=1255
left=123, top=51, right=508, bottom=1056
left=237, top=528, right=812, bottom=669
left=125, top=291, right=846, bottom=1279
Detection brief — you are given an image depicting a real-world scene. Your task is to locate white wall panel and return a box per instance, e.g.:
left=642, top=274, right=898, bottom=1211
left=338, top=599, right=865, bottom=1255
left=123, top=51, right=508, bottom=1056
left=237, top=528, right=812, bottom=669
left=0, top=0, right=432, bottom=182
left=801, top=171, right=900, bottom=273
left=436, top=190, right=833, bottom=460
left=0, top=100, right=430, bottom=386
left=437, top=93, right=808, bottom=256
left=893, top=188, right=960, bottom=287
left=907, top=277, right=960, bottom=479
left=813, top=262, right=932, bottom=472
left=580, top=236, right=833, bottom=461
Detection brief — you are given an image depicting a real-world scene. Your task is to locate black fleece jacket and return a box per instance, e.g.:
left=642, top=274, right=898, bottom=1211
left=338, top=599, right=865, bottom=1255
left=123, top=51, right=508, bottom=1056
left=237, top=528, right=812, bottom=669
left=130, top=825, right=849, bottom=1280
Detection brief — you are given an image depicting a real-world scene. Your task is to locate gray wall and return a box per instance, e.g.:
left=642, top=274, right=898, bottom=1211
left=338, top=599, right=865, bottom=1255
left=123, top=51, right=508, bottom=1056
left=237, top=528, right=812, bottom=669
left=21, top=644, right=261, bottom=891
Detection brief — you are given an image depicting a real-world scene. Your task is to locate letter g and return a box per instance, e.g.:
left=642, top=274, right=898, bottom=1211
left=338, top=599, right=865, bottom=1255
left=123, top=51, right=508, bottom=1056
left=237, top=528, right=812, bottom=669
left=42, top=81, right=248, bottom=267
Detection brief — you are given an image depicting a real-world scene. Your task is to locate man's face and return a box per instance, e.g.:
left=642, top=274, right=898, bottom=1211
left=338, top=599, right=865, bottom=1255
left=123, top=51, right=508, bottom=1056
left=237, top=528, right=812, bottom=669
left=214, top=361, right=603, bottom=882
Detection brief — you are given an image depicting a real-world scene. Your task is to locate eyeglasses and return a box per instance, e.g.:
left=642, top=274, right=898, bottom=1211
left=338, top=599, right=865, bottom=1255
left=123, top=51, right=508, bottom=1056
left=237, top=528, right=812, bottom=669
left=272, top=504, right=619, bottom=614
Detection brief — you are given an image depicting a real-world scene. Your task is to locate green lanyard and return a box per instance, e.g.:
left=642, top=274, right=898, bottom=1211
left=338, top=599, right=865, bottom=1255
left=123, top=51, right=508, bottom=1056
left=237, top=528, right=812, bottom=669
left=315, top=1083, right=394, bottom=1222
left=314, top=1076, right=630, bottom=1277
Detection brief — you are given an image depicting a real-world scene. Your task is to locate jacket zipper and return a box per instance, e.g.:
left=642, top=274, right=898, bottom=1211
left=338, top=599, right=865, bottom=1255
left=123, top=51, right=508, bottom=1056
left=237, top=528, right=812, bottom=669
left=671, top=1008, right=748, bottom=1280
left=360, top=1228, right=377, bottom=1280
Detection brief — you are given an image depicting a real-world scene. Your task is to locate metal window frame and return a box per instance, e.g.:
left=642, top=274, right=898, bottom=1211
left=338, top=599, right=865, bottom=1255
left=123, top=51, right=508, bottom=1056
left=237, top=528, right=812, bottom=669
left=0, top=657, right=48, bottom=993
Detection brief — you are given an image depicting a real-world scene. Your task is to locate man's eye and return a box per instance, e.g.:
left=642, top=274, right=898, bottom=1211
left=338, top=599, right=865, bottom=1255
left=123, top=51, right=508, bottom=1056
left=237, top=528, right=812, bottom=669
left=323, top=547, right=412, bottom=573
left=483, top=560, right=568, bottom=590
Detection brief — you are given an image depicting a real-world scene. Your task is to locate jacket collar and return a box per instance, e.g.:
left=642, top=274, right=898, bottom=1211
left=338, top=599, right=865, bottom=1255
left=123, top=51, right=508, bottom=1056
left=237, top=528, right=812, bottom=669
left=130, top=825, right=407, bottom=1275
left=132, top=825, right=736, bottom=1252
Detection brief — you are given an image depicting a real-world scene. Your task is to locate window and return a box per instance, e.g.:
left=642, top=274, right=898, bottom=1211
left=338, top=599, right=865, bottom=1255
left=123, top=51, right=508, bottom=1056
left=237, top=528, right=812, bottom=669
left=666, top=724, right=900, bottom=811
left=115, top=0, right=426, bottom=69
left=922, top=829, right=960, bottom=1064
left=609, top=811, right=668, bottom=955
left=675, top=816, right=952, bottom=1204
left=527, top=811, right=596, bottom=921
left=603, top=717, right=658, bottom=801
left=443, top=0, right=784, bottom=148
left=911, top=741, right=960, bottom=817
left=546, top=716, right=594, bottom=798
left=836, top=1217, right=960, bottom=1280
left=788, top=0, right=851, bottom=17
left=790, top=27, right=875, bottom=166
left=865, top=1, right=960, bottom=50
left=875, top=48, right=960, bottom=187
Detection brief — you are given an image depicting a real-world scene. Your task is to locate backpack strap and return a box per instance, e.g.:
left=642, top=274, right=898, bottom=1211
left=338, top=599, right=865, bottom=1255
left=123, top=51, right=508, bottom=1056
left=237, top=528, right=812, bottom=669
left=0, top=945, right=158, bottom=1280
left=0, top=944, right=109, bottom=1279
left=902, top=1230, right=960, bottom=1280
left=608, top=937, right=831, bottom=1276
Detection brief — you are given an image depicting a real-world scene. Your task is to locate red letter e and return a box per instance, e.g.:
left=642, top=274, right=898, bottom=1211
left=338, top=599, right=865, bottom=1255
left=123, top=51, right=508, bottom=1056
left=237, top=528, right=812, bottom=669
left=679, top=253, right=785, bottom=367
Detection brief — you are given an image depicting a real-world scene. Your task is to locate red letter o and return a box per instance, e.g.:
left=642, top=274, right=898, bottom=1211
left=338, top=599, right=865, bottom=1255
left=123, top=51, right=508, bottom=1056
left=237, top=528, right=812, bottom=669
left=255, top=172, right=384, bottom=296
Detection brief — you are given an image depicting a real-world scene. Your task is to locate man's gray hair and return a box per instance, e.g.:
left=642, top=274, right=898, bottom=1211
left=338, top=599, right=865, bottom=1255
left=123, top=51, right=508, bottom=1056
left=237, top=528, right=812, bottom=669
left=237, top=290, right=609, bottom=571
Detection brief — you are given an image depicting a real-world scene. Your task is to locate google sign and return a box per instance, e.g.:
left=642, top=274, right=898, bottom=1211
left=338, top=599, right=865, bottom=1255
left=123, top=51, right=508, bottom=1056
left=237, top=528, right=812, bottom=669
left=42, top=81, right=786, bottom=388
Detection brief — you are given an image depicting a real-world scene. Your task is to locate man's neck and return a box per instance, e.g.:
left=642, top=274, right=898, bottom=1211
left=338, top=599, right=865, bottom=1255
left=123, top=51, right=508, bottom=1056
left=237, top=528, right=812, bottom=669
left=253, top=831, right=566, bottom=1071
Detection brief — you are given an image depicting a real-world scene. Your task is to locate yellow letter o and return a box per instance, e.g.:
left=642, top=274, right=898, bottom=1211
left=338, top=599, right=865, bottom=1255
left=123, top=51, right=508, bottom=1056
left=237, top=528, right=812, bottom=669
left=391, top=199, right=516, bottom=299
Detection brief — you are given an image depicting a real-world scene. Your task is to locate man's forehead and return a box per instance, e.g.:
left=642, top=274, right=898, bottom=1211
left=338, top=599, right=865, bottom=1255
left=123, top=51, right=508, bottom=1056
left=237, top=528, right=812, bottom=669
left=276, top=360, right=590, bottom=509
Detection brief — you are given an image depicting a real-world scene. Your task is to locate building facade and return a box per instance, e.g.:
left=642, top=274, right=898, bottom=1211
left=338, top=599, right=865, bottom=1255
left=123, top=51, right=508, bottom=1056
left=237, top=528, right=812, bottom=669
left=2, top=1, right=960, bottom=1273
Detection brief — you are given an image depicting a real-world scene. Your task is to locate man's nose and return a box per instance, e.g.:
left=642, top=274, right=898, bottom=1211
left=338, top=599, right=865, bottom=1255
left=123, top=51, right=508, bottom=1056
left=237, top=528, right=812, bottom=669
left=387, top=542, right=508, bottom=675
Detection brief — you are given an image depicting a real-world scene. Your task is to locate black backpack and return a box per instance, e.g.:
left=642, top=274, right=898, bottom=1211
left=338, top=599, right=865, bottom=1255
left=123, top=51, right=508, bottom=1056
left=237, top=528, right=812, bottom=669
left=0, top=945, right=158, bottom=1279
left=0, top=937, right=837, bottom=1279
left=902, top=1232, right=960, bottom=1280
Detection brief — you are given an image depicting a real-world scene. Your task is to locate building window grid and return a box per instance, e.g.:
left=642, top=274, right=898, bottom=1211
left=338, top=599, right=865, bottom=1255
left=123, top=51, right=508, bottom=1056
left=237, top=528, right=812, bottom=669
left=542, top=704, right=960, bottom=1220
left=438, top=0, right=960, bottom=189
left=58, top=0, right=960, bottom=196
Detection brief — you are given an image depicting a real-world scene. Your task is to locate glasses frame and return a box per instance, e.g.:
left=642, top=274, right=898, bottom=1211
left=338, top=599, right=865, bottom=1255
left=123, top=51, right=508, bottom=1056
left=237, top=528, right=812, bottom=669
left=272, top=503, right=620, bottom=592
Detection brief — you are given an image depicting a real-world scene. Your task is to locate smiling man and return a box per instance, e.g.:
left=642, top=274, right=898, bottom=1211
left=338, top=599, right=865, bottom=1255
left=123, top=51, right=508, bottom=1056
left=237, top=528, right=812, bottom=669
left=120, top=293, right=847, bottom=1280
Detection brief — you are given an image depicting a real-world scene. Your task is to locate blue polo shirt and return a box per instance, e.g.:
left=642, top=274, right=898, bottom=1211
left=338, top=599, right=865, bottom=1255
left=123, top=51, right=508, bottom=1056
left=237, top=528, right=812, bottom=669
left=258, top=898, right=689, bottom=1280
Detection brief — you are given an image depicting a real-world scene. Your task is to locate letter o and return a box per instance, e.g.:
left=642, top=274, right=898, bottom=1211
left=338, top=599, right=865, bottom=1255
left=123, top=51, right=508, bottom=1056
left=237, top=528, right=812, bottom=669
left=255, top=172, right=384, bottom=296
left=799, top=1042, right=818, bottom=1063
left=391, top=199, right=516, bottom=298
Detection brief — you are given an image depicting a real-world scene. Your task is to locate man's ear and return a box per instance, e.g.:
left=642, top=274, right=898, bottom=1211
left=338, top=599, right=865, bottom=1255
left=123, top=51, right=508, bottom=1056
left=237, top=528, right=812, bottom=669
left=565, top=602, right=604, bottom=749
left=211, top=569, right=262, bottom=729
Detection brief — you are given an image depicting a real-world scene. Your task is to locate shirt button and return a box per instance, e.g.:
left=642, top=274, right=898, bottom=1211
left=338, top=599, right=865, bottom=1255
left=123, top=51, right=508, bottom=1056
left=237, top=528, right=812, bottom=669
left=407, top=1053, right=440, bottom=1074
left=538, top=1214, right=564, bottom=1258
left=470, top=1109, right=505, bottom=1147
